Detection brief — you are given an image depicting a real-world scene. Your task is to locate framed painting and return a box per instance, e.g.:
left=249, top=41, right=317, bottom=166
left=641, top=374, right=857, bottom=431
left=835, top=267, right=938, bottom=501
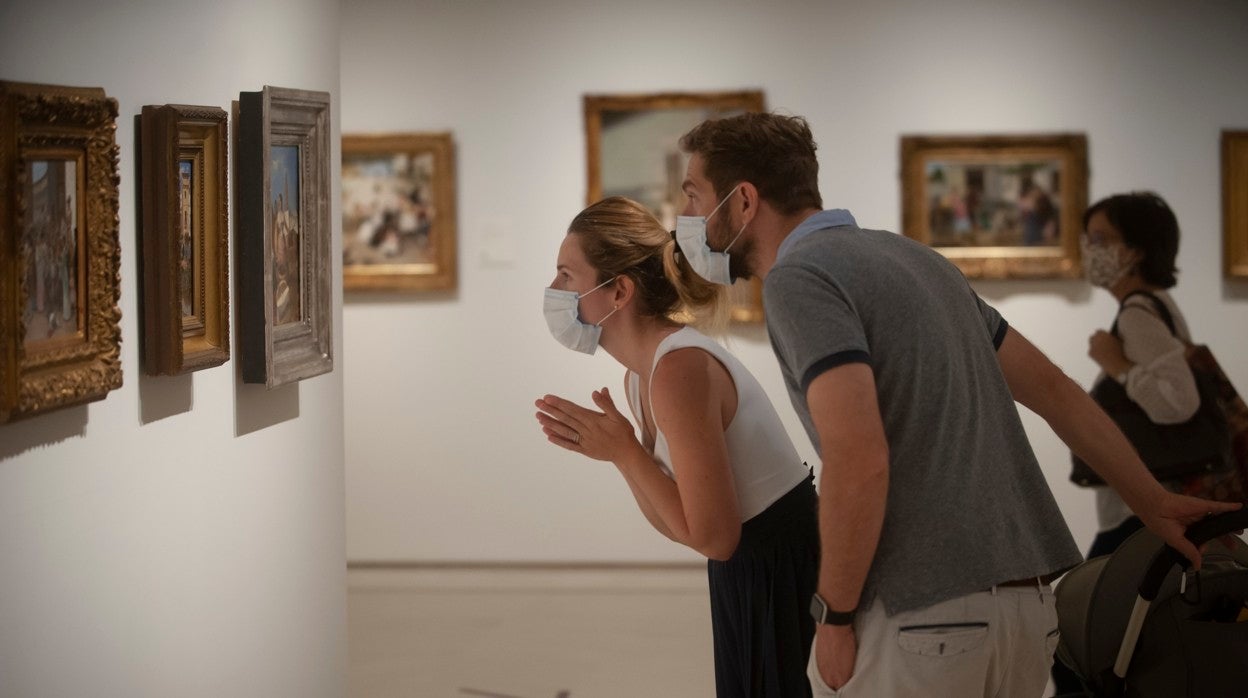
left=139, top=104, right=229, bottom=375
left=0, top=81, right=122, bottom=424
left=900, top=133, right=1088, bottom=279
left=236, top=86, right=332, bottom=388
left=1224, top=130, right=1248, bottom=278
left=341, top=132, right=456, bottom=291
left=584, top=90, right=766, bottom=322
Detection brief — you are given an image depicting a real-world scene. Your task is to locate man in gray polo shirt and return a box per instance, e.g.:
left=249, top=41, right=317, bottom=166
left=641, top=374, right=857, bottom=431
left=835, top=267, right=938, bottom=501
left=675, top=113, right=1239, bottom=697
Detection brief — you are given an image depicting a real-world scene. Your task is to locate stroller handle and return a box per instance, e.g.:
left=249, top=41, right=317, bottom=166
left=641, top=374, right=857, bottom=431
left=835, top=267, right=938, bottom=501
left=1138, top=508, right=1248, bottom=602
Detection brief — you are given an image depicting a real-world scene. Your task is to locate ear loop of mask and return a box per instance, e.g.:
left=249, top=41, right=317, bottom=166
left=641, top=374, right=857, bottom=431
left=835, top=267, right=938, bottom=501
left=704, top=185, right=743, bottom=250
left=578, top=275, right=617, bottom=300
left=582, top=276, right=620, bottom=326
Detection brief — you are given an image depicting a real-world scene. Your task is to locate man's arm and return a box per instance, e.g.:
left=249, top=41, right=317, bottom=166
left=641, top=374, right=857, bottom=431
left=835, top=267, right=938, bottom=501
left=996, top=327, right=1240, bottom=566
left=806, top=362, right=890, bottom=689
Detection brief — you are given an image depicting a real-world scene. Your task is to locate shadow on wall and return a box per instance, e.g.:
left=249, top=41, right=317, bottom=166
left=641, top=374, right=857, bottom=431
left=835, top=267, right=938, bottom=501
left=235, top=381, right=300, bottom=437
left=0, top=406, right=87, bottom=462
left=972, top=279, right=1092, bottom=304
left=1224, top=279, right=1248, bottom=301
left=139, top=373, right=193, bottom=424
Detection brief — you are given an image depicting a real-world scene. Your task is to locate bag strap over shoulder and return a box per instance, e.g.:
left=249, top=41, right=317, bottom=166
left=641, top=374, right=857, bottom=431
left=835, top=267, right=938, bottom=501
left=1113, top=290, right=1178, bottom=338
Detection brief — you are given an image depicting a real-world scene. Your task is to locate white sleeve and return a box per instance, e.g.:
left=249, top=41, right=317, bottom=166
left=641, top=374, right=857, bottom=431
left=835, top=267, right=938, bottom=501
left=1117, top=303, right=1200, bottom=424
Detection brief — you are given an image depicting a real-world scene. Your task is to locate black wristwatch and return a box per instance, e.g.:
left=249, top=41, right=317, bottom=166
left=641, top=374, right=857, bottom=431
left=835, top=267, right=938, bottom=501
left=810, top=593, right=856, bottom=626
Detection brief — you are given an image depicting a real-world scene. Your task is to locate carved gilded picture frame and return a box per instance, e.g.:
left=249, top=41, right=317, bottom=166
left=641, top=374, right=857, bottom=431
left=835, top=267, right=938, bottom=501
left=900, top=133, right=1088, bottom=279
left=1, top=81, right=122, bottom=423
left=236, top=86, right=332, bottom=388
left=342, top=132, right=457, bottom=292
left=1224, top=130, right=1248, bottom=278
left=584, top=90, right=766, bottom=323
left=139, top=104, right=230, bottom=375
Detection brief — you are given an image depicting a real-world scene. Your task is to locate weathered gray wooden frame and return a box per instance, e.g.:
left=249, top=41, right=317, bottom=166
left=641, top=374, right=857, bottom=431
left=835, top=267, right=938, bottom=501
left=236, top=86, right=332, bottom=388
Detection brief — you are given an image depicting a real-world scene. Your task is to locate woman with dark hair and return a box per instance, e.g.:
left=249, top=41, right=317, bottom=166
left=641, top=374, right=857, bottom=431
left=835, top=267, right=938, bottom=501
left=1054, top=191, right=1198, bottom=695
left=1080, top=190, right=1194, bottom=556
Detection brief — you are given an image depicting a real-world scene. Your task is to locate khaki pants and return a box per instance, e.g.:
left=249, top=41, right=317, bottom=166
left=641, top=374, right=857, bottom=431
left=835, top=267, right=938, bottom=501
left=807, top=584, right=1060, bottom=698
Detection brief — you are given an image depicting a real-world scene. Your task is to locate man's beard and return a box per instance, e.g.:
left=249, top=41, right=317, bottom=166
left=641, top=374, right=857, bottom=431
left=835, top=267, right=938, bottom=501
left=711, top=215, right=754, bottom=281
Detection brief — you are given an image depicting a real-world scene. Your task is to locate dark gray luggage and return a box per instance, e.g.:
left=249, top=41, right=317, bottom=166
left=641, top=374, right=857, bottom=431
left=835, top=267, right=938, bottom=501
left=1054, top=510, right=1248, bottom=697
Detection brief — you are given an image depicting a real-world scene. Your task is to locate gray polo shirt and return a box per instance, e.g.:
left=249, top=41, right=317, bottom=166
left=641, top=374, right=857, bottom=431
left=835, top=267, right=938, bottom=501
left=764, top=213, right=1081, bottom=615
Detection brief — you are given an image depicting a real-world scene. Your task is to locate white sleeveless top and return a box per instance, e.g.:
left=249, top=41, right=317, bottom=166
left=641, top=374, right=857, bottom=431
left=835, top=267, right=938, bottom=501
left=626, top=327, right=808, bottom=521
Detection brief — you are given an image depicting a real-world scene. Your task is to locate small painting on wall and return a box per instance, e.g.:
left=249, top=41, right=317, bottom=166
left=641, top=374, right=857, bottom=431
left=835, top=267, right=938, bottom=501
left=901, top=133, right=1088, bottom=279
left=341, top=132, right=456, bottom=292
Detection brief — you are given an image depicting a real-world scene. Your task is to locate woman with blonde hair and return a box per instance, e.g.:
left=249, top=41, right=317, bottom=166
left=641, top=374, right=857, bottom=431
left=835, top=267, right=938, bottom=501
left=537, top=196, right=818, bottom=697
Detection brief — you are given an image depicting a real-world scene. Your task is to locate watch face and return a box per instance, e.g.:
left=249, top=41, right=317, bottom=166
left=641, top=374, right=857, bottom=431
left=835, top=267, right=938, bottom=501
left=810, top=593, right=854, bottom=625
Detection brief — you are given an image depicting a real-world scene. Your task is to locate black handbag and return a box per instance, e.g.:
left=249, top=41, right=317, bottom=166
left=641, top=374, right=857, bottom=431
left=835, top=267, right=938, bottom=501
left=1071, top=292, right=1233, bottom=486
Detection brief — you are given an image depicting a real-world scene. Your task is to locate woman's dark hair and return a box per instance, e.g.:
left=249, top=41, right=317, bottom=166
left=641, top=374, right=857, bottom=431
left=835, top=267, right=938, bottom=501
left=1083, top=191, right=1179, bottom=288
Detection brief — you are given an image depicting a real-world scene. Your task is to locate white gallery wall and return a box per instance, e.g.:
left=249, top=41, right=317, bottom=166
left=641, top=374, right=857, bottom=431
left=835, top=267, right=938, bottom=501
left=341, top=0, right=1248, bottom=564
left=0, top=2, right=346, bottom=697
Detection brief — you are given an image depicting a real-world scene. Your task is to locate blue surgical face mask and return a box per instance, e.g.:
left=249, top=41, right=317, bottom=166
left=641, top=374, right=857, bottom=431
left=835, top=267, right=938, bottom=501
left=675, top=185, right=745, bottom=286
left=542, top=276, right=619, bottom=355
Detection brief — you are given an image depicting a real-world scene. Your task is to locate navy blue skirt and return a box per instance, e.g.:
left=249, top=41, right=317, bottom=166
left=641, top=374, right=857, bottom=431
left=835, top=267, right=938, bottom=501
left=708, top=474, right=819, bottom=698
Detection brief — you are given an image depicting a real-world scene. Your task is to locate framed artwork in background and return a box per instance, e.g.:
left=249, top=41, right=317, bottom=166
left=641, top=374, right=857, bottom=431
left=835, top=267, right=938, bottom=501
left=139, top=104, right=230, bottom=375
left=583, top=90, right=766, bottom=322
left=900, top=133, right=1088, bottom=279
left=341, top=132, right=457, bottom=292
left=1223, top=130, right=1248, bottom=278
left=236, top=85, right=332, bottom=388
left=0, top=80, right=122, bottom=424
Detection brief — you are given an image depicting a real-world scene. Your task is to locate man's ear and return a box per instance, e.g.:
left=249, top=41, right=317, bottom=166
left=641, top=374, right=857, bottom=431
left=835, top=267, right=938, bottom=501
left=737, top=182, right=760, bottom=225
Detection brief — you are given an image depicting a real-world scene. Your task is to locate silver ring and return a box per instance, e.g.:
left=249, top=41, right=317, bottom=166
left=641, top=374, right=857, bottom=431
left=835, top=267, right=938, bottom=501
left=573, top=433, right=581, bottom=444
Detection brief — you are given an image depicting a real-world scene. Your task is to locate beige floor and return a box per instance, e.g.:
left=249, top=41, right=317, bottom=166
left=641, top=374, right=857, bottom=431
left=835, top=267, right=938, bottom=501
left=348, top=567, right=1061, bottom=698
left=348, top=566, right=717, bottom=698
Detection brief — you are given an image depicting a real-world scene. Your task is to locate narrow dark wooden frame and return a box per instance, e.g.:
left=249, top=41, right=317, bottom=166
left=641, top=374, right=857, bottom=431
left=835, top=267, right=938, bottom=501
left=140, top=104, right=230, bottom=375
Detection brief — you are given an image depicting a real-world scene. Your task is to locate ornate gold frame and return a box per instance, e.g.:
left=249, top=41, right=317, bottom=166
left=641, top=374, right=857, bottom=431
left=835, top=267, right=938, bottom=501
left=139, top=104, right=230, bottom=375
left=583, top=90, right=766, bottom=323
left=1224, top=130, right=1248, bottom=278
left=900, top=133, right=1088, bottom=279
left=1, top=81, right=122, bottom=424
left=341, top=132, right=457, bottom=292
left=236, top=86, right=333, bottom=388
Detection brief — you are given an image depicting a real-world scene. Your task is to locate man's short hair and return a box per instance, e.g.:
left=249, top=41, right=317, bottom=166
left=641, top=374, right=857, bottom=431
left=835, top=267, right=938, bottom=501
left=679, top=112, right=822, bottom=215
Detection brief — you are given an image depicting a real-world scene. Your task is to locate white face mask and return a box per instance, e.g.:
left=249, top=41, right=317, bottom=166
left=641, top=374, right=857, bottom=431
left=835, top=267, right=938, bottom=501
left=542, top=276, right=619, bottom=355
left=675, top=185, right=745, bottom=286
left=1081, top=238, right=1133, bottom=288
